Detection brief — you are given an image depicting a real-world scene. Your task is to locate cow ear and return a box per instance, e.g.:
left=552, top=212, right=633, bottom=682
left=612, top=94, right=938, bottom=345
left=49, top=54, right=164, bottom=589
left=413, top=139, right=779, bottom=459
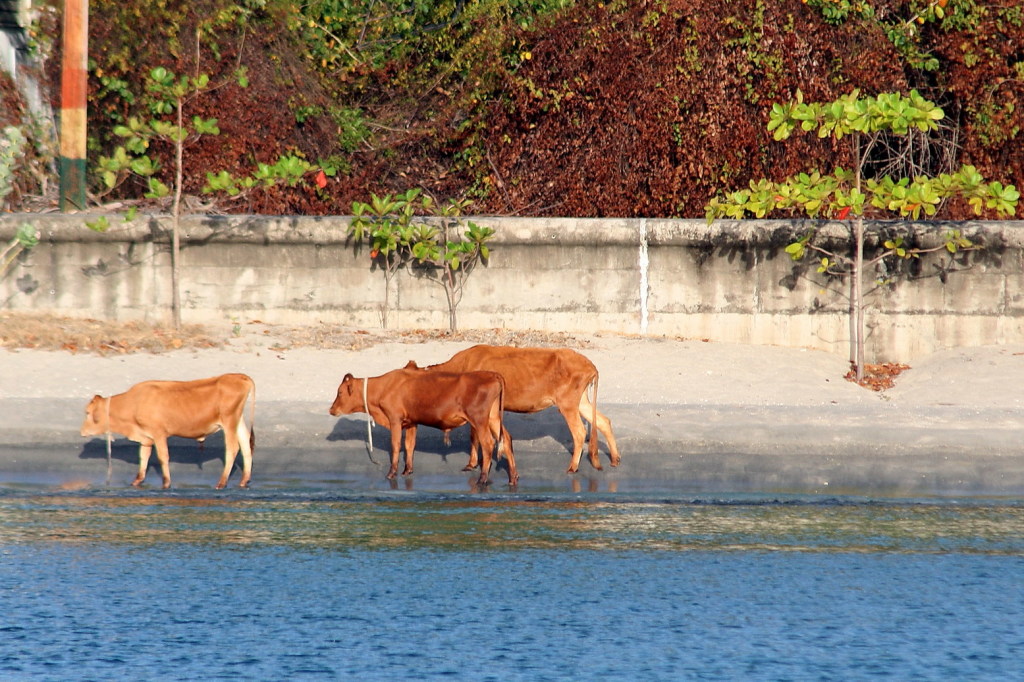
left=342, top=373, right=354, bottom=383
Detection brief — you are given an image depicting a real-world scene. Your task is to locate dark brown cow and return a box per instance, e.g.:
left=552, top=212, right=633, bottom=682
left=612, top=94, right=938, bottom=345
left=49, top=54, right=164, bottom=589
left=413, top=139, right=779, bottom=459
left=80, top=373, right=256, bottom=489
left=329, top=368, right=517, bottom=486
left=417, top=345, right=621, bottom=473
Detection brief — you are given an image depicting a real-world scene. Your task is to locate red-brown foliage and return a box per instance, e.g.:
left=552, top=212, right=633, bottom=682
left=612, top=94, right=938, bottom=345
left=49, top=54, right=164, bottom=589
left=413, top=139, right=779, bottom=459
left=476, top=0, right=909, bottom=217
left=14, top=0, right=1024, bottom=218
left=928, top=2, right=1024, bottom=192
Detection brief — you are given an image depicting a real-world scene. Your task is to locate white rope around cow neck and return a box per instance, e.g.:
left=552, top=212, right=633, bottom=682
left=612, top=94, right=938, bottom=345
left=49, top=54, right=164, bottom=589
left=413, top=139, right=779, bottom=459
left=362, top=378, right=378, bottom=464
left=105, top=396, right=112, bottom=485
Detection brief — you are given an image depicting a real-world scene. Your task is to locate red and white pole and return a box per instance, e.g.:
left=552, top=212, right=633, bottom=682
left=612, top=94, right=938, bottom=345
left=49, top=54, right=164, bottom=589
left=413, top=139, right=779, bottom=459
left=59, top=0, right=88, bottom=211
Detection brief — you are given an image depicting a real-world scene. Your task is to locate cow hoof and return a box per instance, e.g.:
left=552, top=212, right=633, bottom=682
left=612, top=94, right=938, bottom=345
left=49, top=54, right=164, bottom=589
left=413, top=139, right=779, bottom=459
left=566, top=466, right=579, bottom=474
left=402, top=469, right=413, bottom=476
left=610, top=458, right=621, bottom=467
left=215, top=483, right=226, bottom=490
left=461, top=465, right=475, bottom=472
left=386, top=472, right=398, bottom=481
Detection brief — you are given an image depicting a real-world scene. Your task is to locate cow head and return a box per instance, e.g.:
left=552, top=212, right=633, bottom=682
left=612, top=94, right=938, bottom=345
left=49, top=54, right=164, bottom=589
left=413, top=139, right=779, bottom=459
left=80, top=394, right=109, bottom=436
left=329, top=373, right=361, bottom=416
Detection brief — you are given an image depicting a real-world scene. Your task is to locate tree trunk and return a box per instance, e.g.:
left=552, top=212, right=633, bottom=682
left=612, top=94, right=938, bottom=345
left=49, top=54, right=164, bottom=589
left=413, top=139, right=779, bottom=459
left=850, top=132, right=866, bottom=382
left=170, top=98, right=184, bottom=330
left=382, top=267, right=393, bottom=329
left=444, top=280, right=458, bottom=332
left=852, top=216, right=865, bottom=382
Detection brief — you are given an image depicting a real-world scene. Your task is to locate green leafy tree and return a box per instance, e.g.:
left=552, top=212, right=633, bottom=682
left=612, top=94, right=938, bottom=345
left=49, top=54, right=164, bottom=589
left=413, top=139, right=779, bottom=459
left=95, top=66, right=232, bottom=329
left=350, top=189, right=433, bottom=329
left=1, top=223, right=39, bottom=279
left=411, top=199, right=495, bottom=333
left=706, top=89, right=1019, bottom=381
left=94, top=66, right=317, bottom=329
left=349, top=192, right=495, bottom=332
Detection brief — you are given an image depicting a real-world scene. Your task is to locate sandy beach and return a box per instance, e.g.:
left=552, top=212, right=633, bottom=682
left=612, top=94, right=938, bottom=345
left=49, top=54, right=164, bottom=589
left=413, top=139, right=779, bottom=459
left=2, top=323, right=1022, bottom=495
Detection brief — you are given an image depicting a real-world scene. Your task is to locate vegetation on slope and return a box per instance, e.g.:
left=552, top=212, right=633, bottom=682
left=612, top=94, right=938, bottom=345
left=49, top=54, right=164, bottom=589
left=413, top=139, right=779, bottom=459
left=1, top=0, right=1021, bottom=218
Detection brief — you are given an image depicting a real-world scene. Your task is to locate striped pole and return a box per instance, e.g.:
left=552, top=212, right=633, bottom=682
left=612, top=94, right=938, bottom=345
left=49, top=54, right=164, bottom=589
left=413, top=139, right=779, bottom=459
left=59, top=0, right=88, bottom=211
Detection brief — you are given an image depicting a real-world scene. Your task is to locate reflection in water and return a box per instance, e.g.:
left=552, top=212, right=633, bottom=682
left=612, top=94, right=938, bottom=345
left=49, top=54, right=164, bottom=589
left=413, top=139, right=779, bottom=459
left=2, top=487, right=1023, bottom=681
left=377, top=472, right=623, bottom=495
left=1, top=489, right=1021, bottom=555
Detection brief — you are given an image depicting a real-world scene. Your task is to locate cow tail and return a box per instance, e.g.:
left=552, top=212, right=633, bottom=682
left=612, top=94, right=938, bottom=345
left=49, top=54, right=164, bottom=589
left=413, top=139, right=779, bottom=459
left=248, top=378, right=256, bottom=455
left=588, top=373, right=599, bottom=461
left=498, top=376, right=509, bottom=458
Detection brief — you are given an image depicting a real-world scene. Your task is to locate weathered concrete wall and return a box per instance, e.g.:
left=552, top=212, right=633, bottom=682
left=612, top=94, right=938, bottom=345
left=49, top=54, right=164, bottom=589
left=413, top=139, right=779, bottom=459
left=2, top=213, right=1022, bottom=362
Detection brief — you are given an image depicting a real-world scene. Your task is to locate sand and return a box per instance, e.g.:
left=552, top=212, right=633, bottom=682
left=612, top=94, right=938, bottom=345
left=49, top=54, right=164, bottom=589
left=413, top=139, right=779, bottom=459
left=1, top=324, right=1022, bottom=495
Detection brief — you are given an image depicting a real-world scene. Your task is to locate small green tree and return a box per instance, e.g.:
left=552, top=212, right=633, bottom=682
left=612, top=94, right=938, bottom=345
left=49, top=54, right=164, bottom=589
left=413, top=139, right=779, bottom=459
left=706, top=89, right=1019, bottom=381
left=411, top=199, right=496, bottom=333
left=1, top=223, right=39, bottom=279
left=96, top=66, right=231, bottom=329
left=95, top=66, right=315, bottom=329
left=350, top=189, right=435, bottom=329
left=349, top=192, right=495, bottom=332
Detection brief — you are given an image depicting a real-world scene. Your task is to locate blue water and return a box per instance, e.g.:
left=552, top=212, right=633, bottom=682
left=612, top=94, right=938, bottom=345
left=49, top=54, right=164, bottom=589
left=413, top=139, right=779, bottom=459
left=2, top=485, right=1023, bottom=680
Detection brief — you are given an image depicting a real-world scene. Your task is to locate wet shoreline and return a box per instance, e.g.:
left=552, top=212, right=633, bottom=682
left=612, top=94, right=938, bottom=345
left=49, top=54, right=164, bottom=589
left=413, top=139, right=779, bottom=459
left=3, top=338, right=1023, bottom=496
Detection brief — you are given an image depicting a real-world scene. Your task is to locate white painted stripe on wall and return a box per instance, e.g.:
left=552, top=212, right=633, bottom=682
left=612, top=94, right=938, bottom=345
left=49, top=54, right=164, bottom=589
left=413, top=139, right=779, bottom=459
left=639, top=217, right=649, bottom=334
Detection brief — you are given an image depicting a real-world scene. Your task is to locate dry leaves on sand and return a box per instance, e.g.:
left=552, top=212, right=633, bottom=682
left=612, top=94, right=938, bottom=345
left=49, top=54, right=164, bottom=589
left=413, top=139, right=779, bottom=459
left=264, top=324, right=590, bottom=352
left=0, top=313, right=219, bottom=354
left=0, top=313, right=589, bottom=355
left=846, top=363, right=911, bottom=391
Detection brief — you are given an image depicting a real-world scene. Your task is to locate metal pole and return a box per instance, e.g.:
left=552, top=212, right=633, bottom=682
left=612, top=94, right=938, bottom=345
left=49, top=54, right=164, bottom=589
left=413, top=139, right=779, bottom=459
left=59, top=0, right=87, bottom=211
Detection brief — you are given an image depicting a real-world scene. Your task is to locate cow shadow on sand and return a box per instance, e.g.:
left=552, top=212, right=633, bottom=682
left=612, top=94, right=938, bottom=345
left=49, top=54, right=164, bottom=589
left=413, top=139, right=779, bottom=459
left=326, top=412, right=569, bottom=473
left=78, top=433, right=234, bottom=478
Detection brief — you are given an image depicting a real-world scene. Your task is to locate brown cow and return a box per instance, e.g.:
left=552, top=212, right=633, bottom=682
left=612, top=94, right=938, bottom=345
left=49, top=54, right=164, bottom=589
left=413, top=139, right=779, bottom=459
left=80, top=373, right=256, bottom=489
left=416, top=345, right=621, bottom=473
left=329, top=368, right=517, bottom=486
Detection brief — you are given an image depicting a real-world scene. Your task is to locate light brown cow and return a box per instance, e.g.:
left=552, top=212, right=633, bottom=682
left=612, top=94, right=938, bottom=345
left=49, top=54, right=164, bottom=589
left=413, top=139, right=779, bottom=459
left=329, top=367, right=517, bottom=486
left=80, top=373, right=256, bottom=489
left=417, top=345, right=621, bottom=473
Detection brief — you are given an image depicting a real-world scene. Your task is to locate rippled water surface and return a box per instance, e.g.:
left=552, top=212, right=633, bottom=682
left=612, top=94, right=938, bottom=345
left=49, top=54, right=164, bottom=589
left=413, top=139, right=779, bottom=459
left=2, top=484, right=1023, bottom=680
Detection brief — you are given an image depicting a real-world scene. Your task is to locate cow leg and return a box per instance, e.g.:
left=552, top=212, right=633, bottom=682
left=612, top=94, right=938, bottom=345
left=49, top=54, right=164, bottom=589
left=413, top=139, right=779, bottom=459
left=132, top=443, right=153, bottom=487
left=402, top=426, right=417, bottom=476
left=489, top=400, right=517, bottom=486
left=216, top=425, right=237, bottom=490
left=216, top=420, right=250, bottom=490
left=386, top=428, right=402, bottom=480
left=237, top=420, right=253, bottom=488
left=153, top=438, right=173, bottom=489
left=557, top=404, right=593, bottom=473
left=475, top=427, right=496, bottom=486
left=463, top=431, right=479, bottom=471
left=579, top=394, right=620, bottom=467
left=496, top=425, right=518, bottom=486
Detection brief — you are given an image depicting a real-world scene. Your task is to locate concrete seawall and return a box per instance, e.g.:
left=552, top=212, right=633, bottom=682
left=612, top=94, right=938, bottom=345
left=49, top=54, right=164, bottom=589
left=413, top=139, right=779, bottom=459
left=2, top=214, right=1024, bottom=362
